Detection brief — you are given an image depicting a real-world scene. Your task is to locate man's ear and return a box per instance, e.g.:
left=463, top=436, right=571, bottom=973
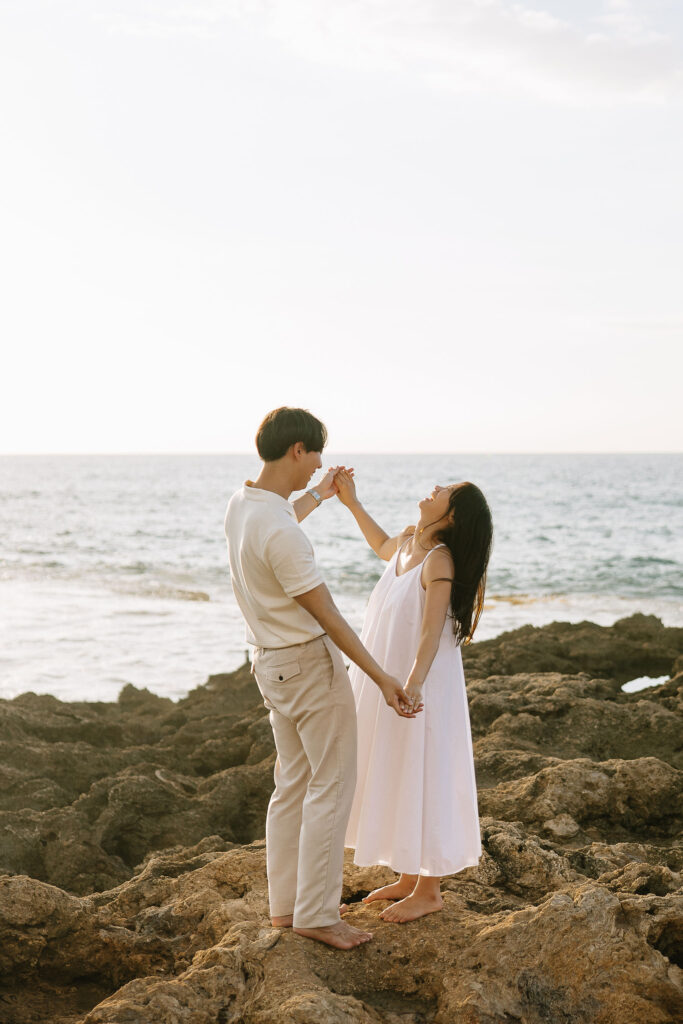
left=290, top=442, right=305, bottom=461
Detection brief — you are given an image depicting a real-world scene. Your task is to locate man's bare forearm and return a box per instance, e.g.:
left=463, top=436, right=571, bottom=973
left=294, top=583, right=417, bottom=718
left=292, top=491, right=318, bottom=522
left=294, top=584, right=391, bottom=686
left=317, top=605, right=391, bottom=686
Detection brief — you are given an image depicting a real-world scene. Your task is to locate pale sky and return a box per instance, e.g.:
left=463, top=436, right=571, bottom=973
left=1, top=0, right=682, bottom=453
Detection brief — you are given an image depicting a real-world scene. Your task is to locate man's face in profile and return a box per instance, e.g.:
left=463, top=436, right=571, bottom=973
left=297, top=448, right=323, bottom=491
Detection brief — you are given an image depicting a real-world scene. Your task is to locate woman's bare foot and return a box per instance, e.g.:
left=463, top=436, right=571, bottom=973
left=293, top=920, right=373, bottom=949
left=272, top=903, right=349, bottom=928
left=379, top=891, right=443, bottom=923
left=362, top=876, right=417, bottom=904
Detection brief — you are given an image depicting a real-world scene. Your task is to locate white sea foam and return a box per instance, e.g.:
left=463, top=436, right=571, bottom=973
left=621, top=676, right=669, bottom=694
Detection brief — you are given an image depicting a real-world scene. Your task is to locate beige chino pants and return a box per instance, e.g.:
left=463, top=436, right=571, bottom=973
left=252, top=634, right=357, bottom=929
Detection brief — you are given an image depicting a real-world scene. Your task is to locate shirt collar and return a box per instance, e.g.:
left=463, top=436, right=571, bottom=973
left=243, top=481, right=296, bottom=519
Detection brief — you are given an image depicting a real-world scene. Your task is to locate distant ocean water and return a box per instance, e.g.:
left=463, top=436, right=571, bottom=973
left=1, top=454, right=681, bottom=703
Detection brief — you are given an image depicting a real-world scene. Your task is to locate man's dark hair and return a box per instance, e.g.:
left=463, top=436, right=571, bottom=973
left=255, top=407, right=328, bottom=462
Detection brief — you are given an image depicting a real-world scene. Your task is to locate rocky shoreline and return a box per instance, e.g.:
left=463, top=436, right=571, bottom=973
left=1, top=613, right=681, bottom=1023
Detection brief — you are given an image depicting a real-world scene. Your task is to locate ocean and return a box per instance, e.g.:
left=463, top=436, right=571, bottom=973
left=0, top=454, right=681, bottom=702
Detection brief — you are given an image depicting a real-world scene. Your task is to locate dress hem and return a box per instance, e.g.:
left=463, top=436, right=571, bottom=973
left=345, top=845, right=482, bottom=878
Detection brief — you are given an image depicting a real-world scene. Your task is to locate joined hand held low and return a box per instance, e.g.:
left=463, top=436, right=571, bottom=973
left=403, top=691, right=424, bottom=713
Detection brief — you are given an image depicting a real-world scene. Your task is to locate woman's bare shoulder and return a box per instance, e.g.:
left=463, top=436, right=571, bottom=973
left=423, top=545, right=454, bottom=580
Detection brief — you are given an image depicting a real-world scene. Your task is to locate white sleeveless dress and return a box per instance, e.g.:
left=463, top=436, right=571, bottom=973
left=344, top=543, right=482, bottom=876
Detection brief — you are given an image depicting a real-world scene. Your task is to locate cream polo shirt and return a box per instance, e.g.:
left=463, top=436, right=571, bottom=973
left=224, top=482, right=325, bottom=649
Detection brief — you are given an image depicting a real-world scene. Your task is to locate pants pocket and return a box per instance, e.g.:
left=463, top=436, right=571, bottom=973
left=321, top=637, right=338, bottom=688
left=263, top=661, right=301, bottom=683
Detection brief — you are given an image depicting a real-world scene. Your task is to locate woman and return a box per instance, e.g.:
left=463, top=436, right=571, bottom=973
left=337, top=470, right=493, bottom=923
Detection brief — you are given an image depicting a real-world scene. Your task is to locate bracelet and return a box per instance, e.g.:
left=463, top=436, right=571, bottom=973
left=307, top=488, right=323, bottom=507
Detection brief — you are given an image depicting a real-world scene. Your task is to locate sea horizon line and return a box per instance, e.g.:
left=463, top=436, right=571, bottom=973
left=0, top=450, right=681, bottom=458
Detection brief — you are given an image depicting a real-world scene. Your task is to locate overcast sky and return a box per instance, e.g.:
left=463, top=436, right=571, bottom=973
left=1, top=0, right=682, bottom=453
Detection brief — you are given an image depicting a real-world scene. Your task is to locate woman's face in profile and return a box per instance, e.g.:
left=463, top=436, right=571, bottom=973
left=419, top=483, right=458, bottom=520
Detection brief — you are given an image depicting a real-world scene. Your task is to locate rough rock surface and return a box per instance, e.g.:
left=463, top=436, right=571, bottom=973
left=461, top=611, right=683, bottom=683
left=0, top=614, right=681, bottom=1023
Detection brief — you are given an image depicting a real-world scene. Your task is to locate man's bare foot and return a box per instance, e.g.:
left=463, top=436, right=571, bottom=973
left=379, top=892, right=443, bottom=923
left=293, top=919, right=373, bottom=949
left=362, top=880, right=415, bottom=904
left=271, top=904, right=349, bottom=928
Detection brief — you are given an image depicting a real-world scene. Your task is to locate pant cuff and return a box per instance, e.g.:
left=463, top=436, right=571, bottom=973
left=292, top=913, right=342, bottom=929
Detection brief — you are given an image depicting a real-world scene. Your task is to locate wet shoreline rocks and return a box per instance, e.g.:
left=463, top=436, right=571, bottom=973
left=1, top=613, right=681, bottom=1023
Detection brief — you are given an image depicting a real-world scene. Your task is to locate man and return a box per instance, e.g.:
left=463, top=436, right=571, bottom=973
left=225, top=407, right=420, bottom=950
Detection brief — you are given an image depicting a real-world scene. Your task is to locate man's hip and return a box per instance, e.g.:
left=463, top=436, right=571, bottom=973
left=252, top=635, right=353, bottom=723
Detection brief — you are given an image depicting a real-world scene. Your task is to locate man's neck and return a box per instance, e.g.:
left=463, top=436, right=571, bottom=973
left=250, top=465, right=295, bottom=501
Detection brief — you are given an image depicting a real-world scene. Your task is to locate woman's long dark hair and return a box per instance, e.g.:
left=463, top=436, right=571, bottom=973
left=429, top=482, right=493, bottom=645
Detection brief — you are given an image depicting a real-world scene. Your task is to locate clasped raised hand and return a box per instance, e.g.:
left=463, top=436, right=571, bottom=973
left=314, top=466, right=354, bottom=501
left=334, top=467, right=357, bottom=507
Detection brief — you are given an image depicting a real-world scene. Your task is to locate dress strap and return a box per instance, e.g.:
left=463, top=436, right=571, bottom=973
left=422, top=543, right=454, bottom=585
left=424, top=542, right=448, bottom=559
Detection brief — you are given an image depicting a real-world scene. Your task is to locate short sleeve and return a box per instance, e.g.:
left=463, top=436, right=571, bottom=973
left=265, top=525, right=323, bottom=598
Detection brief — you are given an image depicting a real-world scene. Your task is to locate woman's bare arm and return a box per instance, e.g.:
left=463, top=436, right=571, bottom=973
left=403, top=548, right=454, bottom=705
left=335, top=469, right=414, bottom=561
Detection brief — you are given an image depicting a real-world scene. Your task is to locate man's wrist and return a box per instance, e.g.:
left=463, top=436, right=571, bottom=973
left=307, top=488, right=323, bottom=508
